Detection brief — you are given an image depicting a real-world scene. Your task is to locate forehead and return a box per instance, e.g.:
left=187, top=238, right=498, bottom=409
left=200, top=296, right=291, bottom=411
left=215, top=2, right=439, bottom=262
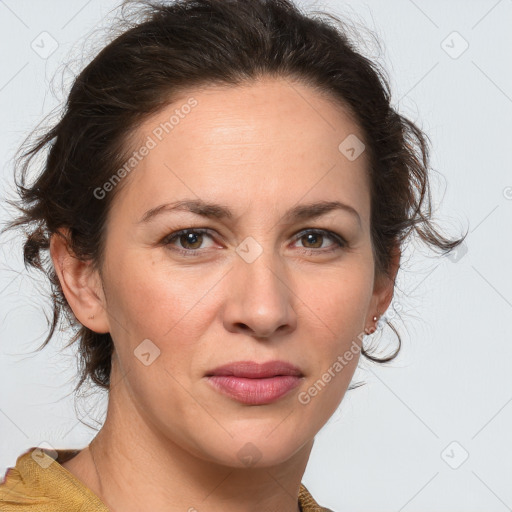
left=115, top=77, right=371, bottom=224
left=138, top=77, right=364, bottom=149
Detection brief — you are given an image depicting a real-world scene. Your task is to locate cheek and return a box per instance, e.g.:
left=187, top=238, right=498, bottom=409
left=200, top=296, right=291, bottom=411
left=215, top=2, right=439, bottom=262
left=296, top=275, right=368, bottom=422
left=103, top=252, right=220, bottom=397
left=106, top=249, right=208, bottom=337
left=305, top=263, right=374, bottom=337
left=295, top=263, right=372, bottom=413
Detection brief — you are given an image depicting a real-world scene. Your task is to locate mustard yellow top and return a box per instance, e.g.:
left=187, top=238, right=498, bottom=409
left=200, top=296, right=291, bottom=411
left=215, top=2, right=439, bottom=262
left=0, top=447, right=333, bottom=511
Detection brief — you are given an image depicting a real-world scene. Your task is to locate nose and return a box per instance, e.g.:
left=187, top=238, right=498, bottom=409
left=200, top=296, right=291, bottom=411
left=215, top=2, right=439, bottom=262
left=222, top=248, right=297, bottom=340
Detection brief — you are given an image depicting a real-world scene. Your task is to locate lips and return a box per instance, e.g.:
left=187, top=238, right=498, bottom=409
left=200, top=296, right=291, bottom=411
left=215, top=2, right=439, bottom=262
left=205, top=360, right=303, bottom=379
left=204, top=360, right=304, bottom=405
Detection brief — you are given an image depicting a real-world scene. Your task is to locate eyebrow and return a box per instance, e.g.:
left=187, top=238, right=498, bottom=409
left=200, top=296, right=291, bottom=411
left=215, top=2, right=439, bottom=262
left=138, top=198, right=361, bottom=227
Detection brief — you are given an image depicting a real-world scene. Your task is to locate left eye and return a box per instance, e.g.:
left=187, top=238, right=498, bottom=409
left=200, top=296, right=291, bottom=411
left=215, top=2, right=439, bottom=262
left=161, top=228, right=346, bottom=256
left=294, top=230, right=346, bottom=252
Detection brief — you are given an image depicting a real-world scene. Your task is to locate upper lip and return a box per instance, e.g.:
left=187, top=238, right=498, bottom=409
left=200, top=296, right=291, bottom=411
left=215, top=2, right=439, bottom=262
left=206, top=360, right=303, bottom=378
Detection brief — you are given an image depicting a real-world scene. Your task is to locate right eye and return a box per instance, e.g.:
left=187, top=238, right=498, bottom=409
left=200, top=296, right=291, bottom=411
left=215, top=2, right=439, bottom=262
left=161, top=228, right=217, bottom=256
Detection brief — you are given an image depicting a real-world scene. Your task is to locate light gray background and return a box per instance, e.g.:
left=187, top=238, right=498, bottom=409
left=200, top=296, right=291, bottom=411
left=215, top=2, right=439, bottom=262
left=0, top=1, right=511, bottom=511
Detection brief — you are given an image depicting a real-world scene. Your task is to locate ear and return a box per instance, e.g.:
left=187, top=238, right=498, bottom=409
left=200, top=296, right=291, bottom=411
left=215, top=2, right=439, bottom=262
left=49, top=228, right=110, bottom=334
left=366, top=244, right=401, bottom=331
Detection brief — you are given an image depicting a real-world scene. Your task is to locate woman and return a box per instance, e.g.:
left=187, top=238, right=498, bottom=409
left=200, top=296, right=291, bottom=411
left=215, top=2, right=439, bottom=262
left=0, top=0, right=466, bottom=510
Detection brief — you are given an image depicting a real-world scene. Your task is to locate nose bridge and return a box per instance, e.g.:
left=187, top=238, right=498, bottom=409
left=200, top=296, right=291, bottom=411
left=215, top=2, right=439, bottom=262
left=235, top=233, right=286, bottom=296
left=224, top=233, right=295, bottom=337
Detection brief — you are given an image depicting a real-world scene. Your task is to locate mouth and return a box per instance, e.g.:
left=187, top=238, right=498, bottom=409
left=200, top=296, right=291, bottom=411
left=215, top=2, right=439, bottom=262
left=204, top=360, right=304, bottom=405
left=205, top=360, right=303, bottom=379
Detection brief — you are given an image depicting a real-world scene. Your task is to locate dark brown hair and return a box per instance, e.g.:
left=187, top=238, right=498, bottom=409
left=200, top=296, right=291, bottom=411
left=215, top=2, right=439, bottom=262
left=1, top=0, right=466, bottom=394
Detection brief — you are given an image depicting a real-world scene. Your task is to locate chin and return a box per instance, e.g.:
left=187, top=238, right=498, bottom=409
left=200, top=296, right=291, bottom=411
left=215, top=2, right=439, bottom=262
left=188, top=427, right=309, bottom=469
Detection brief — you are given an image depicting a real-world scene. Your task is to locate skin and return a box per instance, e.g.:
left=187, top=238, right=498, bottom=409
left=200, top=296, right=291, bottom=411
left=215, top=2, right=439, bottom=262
left=51, top=77, right=399, bottom=512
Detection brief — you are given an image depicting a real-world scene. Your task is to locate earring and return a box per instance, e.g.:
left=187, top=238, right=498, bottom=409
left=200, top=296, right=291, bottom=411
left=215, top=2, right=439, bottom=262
left=364, top=314, right=379, bottom=335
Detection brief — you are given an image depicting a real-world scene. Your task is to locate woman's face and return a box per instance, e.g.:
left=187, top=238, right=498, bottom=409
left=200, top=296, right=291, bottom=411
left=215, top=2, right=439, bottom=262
left=87, top=77, right=395, bottom=466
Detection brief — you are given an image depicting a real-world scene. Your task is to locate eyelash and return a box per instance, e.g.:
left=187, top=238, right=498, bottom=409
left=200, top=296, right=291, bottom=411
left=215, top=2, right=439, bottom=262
left=161, top=228, right=347, bottom=258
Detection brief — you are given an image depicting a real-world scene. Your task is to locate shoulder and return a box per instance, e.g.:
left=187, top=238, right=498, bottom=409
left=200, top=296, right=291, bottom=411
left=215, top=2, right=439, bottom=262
left=0, top=447, right=108, bottom=511
left=299, top=483, right=335, bottom=511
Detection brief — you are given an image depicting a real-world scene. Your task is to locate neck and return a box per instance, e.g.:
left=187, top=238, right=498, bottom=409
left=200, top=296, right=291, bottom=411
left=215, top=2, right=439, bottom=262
left=66, top=363, right=313, bottom=512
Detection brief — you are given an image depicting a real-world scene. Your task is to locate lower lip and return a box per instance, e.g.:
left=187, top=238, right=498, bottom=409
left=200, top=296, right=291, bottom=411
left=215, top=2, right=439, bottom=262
left=205, top=375, right=303, bottom=405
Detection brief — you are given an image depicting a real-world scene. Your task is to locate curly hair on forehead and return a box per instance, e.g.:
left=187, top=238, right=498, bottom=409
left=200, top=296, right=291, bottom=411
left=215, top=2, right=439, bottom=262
left=1, top=0, right=467, bottom=395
